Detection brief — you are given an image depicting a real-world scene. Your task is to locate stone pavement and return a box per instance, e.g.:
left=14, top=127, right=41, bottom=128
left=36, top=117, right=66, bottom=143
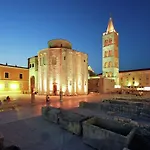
left=0, top=116, right=94, bottom=150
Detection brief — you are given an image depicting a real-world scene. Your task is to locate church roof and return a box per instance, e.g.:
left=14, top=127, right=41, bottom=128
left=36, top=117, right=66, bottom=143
left=106, top=17, right=116, bottom=33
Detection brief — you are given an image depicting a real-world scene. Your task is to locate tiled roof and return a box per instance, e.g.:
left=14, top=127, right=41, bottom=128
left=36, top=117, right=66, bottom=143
left=0, top=63, right=28, bottom=69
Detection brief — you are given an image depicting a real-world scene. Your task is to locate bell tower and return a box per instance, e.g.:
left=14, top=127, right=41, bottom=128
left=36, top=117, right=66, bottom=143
left=102, top=17, right=119, bottom=85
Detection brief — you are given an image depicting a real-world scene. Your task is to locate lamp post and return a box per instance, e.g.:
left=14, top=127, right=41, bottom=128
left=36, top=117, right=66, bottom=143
left=31, top=86, right=35, bottom=104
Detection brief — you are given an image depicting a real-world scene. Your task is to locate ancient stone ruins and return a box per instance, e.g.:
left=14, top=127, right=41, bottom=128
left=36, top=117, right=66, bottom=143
left=42, top=98, right=150, bottom=150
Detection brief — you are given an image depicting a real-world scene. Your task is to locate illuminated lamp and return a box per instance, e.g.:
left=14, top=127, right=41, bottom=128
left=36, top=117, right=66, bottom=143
left=10, top=84, right=19, bottom=90
left=0, top=84, right=4, bottom=90
left=143, top=87, right=150, bottom=91
left=114, top=85, right=121, bottom=88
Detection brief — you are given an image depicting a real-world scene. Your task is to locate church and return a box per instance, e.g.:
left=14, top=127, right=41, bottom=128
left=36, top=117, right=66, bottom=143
left=28, top=39, right=88, bottom=95
left=89, top=17, right=150, bottom=93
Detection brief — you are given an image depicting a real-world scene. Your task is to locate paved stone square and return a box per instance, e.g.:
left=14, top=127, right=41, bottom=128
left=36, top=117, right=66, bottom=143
left=0, top=116, right=94, bottom=150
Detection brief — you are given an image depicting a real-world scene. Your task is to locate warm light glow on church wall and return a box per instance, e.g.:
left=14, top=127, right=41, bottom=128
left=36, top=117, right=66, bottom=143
left=37, top=46, right=88, bottom=95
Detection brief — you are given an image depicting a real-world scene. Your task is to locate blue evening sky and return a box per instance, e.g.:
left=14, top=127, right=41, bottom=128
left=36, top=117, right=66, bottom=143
left=0, top=0, right=150, bottom=74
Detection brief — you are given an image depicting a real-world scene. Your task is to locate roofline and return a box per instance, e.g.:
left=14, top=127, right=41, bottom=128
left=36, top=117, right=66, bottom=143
left=119, top=68, right=150, bottom=73
left=28, top=55, right=38, bottom=60
left=0, top=63, right=28, bottom=70
left=98, top=68, right=150, bottom=75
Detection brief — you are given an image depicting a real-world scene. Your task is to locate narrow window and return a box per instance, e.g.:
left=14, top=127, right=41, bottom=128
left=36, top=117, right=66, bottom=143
left=19, top=74, right=23, bottom=79
left=5, top=72, right=9, bottom=78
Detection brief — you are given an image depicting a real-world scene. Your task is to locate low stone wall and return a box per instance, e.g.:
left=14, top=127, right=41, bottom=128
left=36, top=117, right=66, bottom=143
left=82, top=117, right=136, bottom=150
left=41, top=106, right=60, bottom=123
left=58, top=109, right=90, bottom=135
left=79, top=101, right=150, bottom=119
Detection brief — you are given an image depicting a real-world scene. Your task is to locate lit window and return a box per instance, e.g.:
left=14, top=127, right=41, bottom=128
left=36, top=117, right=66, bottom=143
left=108, top=61, right=112, bottom=67
left=104, top=62, right=108, bottom=68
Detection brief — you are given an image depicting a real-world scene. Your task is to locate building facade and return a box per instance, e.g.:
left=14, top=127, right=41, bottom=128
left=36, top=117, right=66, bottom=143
left=119, top=69, right=150, bottom=90
left=29, top=39, right=88, bottom=95
left=0, top=63, right=29, bottom=94
left=28, top=56, right=38, bottom=93
left=102, top=17, right=119, bottom=85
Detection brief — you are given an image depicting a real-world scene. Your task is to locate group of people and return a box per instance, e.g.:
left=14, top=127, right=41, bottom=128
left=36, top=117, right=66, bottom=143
left=0, top=96, right=11, bottom=106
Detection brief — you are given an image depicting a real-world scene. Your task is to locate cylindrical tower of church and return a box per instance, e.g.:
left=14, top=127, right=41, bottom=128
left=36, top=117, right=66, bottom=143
left=38, top=39, right=88, bottom=95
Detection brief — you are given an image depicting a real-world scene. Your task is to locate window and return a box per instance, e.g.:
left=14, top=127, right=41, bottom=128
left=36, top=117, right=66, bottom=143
left=5, top=82, right=8, bottom=88
left=104, top=51, right=108, bottom=57
left=43, top=56, right=46, bottom=65
left=19, top=74, right=23, bottom=79
left=40, top=57, right=42, bottom=66
left=104, top=62, right=108, bottom=68
left=108, top=61, right=112, bottom=67
left=64, top=56, right=66, bottom=60
left=108, top=50, right=112, bottom=56
left=133, top=77, right=134, bottom=80
left=32, top=63, right=34, bottom=67
left=29, top=64, right=31, bottom=68
left=52, top=57, right=56, bottom=65
left=20, top=83, right=22, bottom=88
left=5, top=72, right=9, bottom=78
left=133, top=81, right=135, bottom=84
left=109, top=38, right=112, bottom=44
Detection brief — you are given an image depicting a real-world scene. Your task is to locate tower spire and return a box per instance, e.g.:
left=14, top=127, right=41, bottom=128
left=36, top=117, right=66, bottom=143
left=106, top=17, right=116, bottom=33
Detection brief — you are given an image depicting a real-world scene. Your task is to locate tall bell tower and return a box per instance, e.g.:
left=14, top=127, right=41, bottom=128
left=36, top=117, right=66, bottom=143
left=102, top=17, right=119, bottom=85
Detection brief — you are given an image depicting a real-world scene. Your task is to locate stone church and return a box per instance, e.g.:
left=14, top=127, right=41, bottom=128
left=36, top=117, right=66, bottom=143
left=28, top=39, right=88, bottom=95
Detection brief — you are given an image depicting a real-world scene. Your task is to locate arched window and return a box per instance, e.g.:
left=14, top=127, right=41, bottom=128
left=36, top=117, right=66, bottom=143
left=109, top=72, right=113, bottom=77
left=108, top=61, right=112, bottom=67
left=108, top=50, right=112, bottom=56
left=104, top=62, right=108, bottom=68
left=105, top=72, right=108, bottom=77
left=104, top=51, right=108, bottom=57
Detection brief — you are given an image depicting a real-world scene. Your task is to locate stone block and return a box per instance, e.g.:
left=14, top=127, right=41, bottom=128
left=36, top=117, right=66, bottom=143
left=47, top=107, right=60, bottom=123
left=58, top=109, right=89, bottom=135
left=128, top=128, right=150, bottom=150
left=82, top=117, right=136, bottom=150
left=41, top=106, right=60, bottom=123
left=0, top=132, right=4, bottom=150
left=41, top=106, right=50, bottom=120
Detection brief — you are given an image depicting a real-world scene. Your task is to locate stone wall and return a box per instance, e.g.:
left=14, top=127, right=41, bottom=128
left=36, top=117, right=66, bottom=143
left=82, top=117, right=136, bottom=150
left=79, top=101, right=150, bottom=119
left=58, top=109, right=89, bottom=135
